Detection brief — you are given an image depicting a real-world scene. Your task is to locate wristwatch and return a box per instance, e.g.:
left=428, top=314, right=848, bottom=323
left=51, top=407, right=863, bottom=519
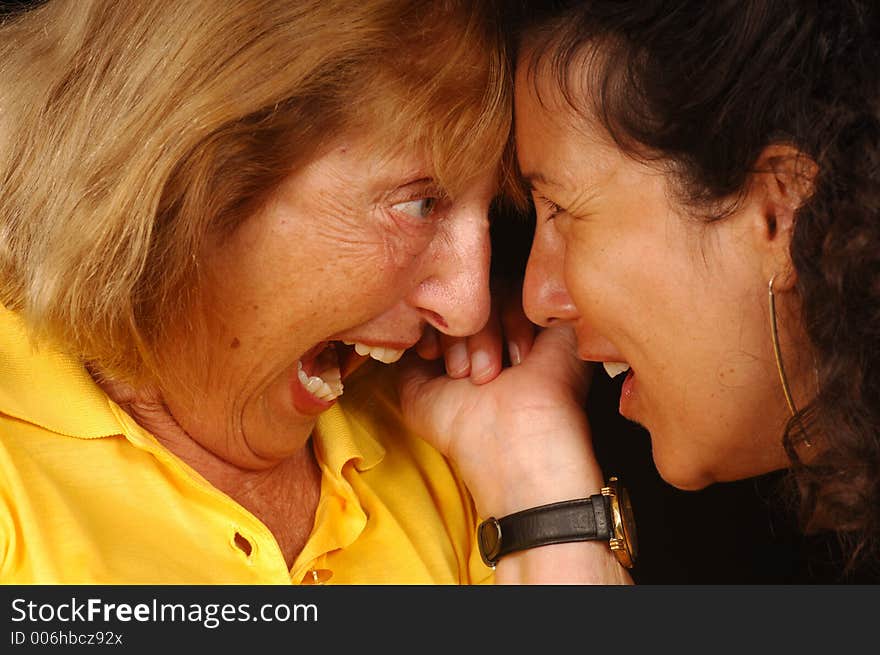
left=477, top=476, right=637, bottom=569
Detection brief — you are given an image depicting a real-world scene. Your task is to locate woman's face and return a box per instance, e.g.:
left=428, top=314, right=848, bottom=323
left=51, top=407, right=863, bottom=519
left=516, top=63, right=800, bottom=489
left=163, top=133, right=495, bottom=468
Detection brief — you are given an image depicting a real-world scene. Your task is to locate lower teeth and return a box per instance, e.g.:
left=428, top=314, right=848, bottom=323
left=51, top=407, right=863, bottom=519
left=298, top=360, right=343, bottom=401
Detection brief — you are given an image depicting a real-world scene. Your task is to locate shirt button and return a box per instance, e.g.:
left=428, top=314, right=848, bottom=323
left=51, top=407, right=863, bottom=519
left=301, top=569, right=333, bottom=585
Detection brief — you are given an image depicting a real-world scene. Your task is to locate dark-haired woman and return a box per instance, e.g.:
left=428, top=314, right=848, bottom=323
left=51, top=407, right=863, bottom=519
left=400, top=0, right=879, bottom=582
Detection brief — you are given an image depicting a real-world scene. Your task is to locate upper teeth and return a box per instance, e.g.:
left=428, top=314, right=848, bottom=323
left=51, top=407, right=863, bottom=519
left=603, top=362, right=631, bottom=378
left=344, top=341, right=405, bottom=364
left=297, top=360, right=343, bottom=402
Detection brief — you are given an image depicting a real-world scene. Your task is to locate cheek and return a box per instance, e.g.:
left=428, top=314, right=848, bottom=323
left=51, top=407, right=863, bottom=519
left=561, top=230, right=644, bottom=327
left=295, top=226, right=433, bottom=332
left=647, top=293, right=785, bottom=485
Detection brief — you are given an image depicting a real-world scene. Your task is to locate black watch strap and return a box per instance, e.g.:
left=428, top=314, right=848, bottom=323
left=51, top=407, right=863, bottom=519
left=479, top=495, right=611, bottom=567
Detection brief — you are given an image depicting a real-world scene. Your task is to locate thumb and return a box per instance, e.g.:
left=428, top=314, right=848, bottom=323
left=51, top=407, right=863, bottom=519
left=525, top=324, right=593, bottom=401
left=395, top=352, right=458, bottom=455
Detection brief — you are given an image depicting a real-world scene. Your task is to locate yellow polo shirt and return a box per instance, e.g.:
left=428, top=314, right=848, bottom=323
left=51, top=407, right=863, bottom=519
left=0, top=307, right=492, bottom=584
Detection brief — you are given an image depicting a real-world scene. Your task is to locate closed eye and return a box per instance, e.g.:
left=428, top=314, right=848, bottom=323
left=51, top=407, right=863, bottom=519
left=533, top=193, right=564, bottom=221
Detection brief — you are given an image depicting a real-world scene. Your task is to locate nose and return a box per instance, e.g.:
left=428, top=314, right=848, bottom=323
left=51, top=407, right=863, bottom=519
left=523, top=221, right=578, bottom=327
left=410, top=211, right=491, bottom=337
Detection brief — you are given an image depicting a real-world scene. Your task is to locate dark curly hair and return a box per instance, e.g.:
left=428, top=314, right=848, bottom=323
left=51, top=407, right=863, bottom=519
left=514, top=0, right=880, bottom=569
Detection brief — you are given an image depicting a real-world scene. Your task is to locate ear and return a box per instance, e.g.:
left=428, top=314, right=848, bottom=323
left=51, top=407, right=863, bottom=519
left=747, top=144, right=818, bottom=292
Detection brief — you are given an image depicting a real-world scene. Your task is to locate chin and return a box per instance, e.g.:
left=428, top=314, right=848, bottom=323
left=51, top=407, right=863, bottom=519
left=656, top=467, right=714, bottom=491
left=650, top=444, right=716, bottom=492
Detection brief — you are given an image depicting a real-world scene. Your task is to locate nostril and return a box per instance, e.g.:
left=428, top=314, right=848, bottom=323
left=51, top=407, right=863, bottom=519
left=421, top=309, right=448, bottom=329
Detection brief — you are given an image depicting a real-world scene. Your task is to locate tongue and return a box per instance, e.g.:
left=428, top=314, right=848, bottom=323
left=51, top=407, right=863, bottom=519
left=330, top=342, right=368, bottom=379
left=300, top=341, right=367, bottom=380
left=341, top=351, right=369, bottom=379
left=299, top=342, right=333, bottom=378
left=313, top=344, right=340, bottom=377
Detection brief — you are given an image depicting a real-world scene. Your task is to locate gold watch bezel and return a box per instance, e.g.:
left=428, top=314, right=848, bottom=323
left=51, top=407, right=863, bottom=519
left=477, top=517, right=502, bottom=569
left=601, top=476, right=637, bottom=569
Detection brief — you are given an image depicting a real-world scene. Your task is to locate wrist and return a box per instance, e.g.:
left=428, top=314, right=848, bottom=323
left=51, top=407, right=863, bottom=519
left=493, top=541, right=633, bottom=585
left=471, top=450, right=604, bottom=520
left=467, top=415, right=604, bottom=518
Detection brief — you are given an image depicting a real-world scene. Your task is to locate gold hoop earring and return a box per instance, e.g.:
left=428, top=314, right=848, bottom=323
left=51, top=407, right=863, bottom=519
left=768, top=275, right=812, bottom=447
left=768, top=275, right=798, bottom=417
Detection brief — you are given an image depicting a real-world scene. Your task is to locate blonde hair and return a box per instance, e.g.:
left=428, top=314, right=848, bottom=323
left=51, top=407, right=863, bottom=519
left=0, top=0, right=512, bottom=383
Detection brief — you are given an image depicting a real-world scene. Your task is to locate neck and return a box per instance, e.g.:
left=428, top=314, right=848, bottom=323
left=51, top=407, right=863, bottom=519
left=91, top=366, right=322, bottom=568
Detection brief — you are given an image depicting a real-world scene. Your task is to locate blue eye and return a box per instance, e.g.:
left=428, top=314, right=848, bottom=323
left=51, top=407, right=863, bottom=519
left=392, top=197, right=437, bottom=219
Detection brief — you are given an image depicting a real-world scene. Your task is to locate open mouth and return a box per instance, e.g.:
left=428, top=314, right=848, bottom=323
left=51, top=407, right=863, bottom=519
left=297, top=341, right=348, bottom=403
left=296, top=339, right=409, bottom=404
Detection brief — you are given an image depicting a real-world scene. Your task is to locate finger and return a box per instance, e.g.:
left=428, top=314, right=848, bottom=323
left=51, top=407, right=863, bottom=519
left=527, top=324, right=594, bottom=401
left=396, top=351, right=459, bottom=455
left=500, top=290, right=536, bottom=366
left=466, top=304, right=503, bottom=384
left=415, top=325, right=442, bottom=360
left=441, top=334, right=471, bottom=379
left=397, top=349, right=445, bottom=395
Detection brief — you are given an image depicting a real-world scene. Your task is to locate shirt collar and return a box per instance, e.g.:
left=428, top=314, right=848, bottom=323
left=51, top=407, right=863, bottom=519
left=312, top=363, right=386, bottom=475
left=0, top=306, right=123, bottom=439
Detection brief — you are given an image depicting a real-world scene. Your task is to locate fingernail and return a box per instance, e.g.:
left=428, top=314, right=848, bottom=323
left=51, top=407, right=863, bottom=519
left=509, top=342, right=521, bottom=366
left=446, top=342, right=470, bottom=377
left=471, top=349, right=491, bottom=379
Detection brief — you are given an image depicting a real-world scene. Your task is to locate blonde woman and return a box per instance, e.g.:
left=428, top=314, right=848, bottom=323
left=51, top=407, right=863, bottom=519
left=0, top=0, right=546, bottom=584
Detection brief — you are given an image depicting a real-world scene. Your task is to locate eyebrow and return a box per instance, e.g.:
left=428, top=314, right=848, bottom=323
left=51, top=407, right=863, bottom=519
left=523, top=172, right=602, bottom=212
